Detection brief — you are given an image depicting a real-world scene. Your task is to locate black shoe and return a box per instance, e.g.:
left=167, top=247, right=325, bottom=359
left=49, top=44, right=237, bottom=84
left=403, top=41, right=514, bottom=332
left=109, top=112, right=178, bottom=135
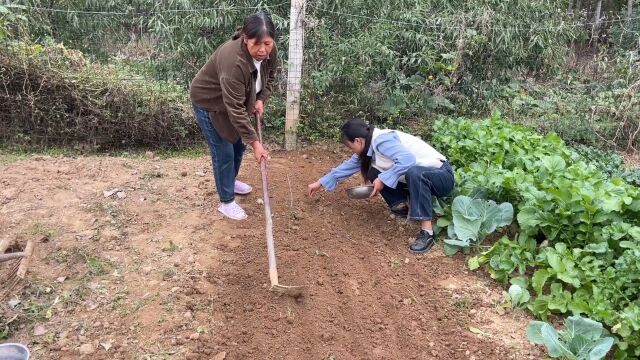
left=409, top=230, right=435, bottom=254
left=390, top=202, right=409, bottom=217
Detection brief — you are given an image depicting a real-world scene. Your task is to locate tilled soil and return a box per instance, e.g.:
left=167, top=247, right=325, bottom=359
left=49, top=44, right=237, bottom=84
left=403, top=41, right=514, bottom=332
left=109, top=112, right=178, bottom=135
left=0, top=150, right=544, bottom=359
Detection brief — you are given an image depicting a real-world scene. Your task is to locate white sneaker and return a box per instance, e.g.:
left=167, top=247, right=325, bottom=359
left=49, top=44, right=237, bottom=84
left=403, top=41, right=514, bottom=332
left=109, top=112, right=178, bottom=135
left=234, top=180, right=253, bottom=195
left=218, top=201, right=248, bottom=220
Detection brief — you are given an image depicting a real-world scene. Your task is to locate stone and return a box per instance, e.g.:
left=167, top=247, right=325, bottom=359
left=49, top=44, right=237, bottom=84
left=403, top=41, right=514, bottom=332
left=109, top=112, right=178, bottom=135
left=78, top=343, right=95, bottom=355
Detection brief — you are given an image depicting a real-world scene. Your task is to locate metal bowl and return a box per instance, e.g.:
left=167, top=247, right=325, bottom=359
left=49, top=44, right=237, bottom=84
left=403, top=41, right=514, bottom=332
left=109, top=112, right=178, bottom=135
left=346, top=185, right=374, bottom=199
left=0, top=343, right=30, bottom=360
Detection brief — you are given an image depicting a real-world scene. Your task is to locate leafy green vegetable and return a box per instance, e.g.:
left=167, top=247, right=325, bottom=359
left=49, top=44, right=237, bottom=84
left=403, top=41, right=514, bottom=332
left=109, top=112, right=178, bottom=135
left=527, top=316, right=614, bottom=360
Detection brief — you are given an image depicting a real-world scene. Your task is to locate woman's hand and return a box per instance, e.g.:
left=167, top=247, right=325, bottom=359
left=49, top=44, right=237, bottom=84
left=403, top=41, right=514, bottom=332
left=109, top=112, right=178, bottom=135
left=254, top=100, right=264, bottom=117
left=307, top=181, right=322, bottom=197
left=370, top=178, right=384, bottom=198
left=251, top=141, right=268, bottom=163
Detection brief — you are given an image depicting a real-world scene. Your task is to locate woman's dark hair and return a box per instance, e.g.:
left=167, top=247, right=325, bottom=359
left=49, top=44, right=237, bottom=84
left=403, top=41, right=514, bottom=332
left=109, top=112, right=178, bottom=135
left=341, top=118, right=374, bottom=182
left=232, top=12, right=276, bottom=41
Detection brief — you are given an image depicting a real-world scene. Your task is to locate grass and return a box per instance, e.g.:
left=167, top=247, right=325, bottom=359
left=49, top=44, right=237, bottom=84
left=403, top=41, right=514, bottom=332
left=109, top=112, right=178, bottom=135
left=87, top=256, right=112, bottom=276
left=160, top=267, right=177, bottom=280
left=453, top=297, right=472, bottom=311
left=29, top=221, right=57, bottom=239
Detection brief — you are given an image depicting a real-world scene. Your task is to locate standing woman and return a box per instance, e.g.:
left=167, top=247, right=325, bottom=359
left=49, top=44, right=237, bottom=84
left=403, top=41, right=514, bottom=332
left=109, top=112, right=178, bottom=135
left=190, top=12, right=278, bottom=220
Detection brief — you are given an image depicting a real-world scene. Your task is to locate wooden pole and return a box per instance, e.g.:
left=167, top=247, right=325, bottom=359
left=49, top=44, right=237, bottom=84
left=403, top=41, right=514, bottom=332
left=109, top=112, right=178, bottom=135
left=284, top=0, right=306, bottom=150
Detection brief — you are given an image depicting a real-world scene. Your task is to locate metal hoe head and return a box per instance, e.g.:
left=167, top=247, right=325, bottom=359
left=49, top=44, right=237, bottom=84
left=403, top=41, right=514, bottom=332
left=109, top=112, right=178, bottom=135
left=270, top=284, right=306, bottom=298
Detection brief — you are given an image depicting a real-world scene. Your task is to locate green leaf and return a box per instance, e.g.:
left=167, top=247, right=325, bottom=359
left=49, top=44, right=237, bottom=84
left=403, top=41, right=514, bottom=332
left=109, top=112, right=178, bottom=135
left=509, top=277, right=529, bottom=290
left=565, top=316, right=604, bottom=342
left=527, top=321, right=547, bottom=344
left=444, top=239, right=470, bottom=247
left=482, top=201, right=514, bottom=234
left=541, top=323, right=576, bottom=359
left=508, top=284, right=530, bottom=307
left=542, top=155, right=567, bottom=172
left=532, top=269, right=550, bottom=295
left=588, top=337, right=614, bottom=360
left=452, top=196, right=482, bottom=241
left=443, top=243, right=461, bottom=256
left=517, top=206, right=541, bottom=229
left=469, top=326, right=491, bottom=337
left=468, top=256, right=480, bottom=270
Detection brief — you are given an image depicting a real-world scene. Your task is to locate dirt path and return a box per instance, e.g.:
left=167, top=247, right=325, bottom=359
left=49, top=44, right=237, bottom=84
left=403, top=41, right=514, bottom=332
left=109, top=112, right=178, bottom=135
left=0, top=151, right=543, bottom=359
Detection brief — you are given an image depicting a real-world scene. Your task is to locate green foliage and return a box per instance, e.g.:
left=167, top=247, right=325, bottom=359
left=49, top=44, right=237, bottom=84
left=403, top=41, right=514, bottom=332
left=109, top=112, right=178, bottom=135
left=0, top=40, right=197, bottom=150
left=573, top=145, right=640, bottom=187
left=490, top=61, right=640, bottom=151
left=435, top=115, right=640, bottom=357
left=0, top=4, right=27, bottom=40
left=441, top=195, right=513, bottom=255
left=507, top=283, right=531, bottom=308
left=527, top=316, right=614, bottom=360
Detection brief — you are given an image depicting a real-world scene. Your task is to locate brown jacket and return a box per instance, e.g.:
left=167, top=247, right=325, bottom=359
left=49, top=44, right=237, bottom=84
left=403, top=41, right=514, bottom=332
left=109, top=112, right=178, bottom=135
left=190, top=37, right=278, bottom=144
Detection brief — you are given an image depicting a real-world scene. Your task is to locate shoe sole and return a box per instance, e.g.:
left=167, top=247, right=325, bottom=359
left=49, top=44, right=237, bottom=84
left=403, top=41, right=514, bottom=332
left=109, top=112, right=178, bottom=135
left=409, top=241, right=435, bottom=254
left=234, top=190, right=252, bottom=195
left=217, top=208, right=248, bottom=220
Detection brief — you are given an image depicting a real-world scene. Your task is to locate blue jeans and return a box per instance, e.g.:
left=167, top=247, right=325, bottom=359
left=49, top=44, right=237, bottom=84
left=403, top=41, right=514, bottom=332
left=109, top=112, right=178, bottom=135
left=368, top=162, right=455, bottom=220
left=193, top=103, right=246, bottom=203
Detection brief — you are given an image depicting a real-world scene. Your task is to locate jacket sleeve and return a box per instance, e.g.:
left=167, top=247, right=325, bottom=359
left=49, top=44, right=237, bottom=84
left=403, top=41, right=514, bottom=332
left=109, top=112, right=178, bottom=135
left=257, top=45, right=278, bottom=103
left=219, top=65, right=259, bottom=144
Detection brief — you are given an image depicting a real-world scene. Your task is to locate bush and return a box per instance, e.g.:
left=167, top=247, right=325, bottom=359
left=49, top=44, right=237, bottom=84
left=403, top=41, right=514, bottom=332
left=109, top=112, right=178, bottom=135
left=0, top=40, right=198, bottom=150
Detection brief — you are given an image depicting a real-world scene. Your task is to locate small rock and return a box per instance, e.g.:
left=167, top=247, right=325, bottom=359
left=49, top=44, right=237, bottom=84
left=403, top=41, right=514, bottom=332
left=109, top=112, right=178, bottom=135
left=189, top=333, right=200, bottom=340
left=93, top=321, right=102, bottom=328
left=183, top=311, right=192, bottom=319
left=142, top=267, right=152, bottom=275
left=100, top=341, right=112, bottom=351
left=373, top=318, right=382, bottom=325
left=145, top=151, right=155, bottom=159
left=103, top=188, right=119, bottom=198
left=302, top=154, right=308, bottom=159
left=116, top=191, right=127, bottom=199
left=180, top=171, right=188, bottom=177
left=469, top=309, right=478, bottom=315
left=195, top=171, right=205, bottom=177
left=75, top=230, right=94, bottom=241
left=171, top=287, right=180, bottom=293
left=211, top=352, right=227, bottom=360
left=286, top=317, right=294, bottom=324
left=33, top=324, right=48, bottom=336
left=188, top=256, right=195, bottom=263
left=78, top=343, right=95, bottom=355
left=8, top=298, right=21, bottom=308
left=496, top=307, right=506, bottom=315
left=316, top=279, right=324, bottom=286
left=256, top=198, right=264, bottom=205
